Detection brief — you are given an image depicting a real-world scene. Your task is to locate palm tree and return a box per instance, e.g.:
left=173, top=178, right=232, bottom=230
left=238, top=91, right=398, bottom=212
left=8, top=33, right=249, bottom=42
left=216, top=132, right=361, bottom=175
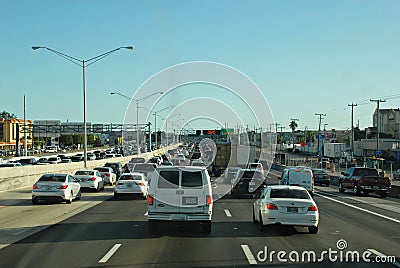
left=289, top=120, right=298, bottom=145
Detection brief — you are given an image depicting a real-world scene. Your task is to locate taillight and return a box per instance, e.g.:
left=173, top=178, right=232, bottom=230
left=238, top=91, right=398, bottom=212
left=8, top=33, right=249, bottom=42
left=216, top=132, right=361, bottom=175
left=148, top=195, right=154, bottom=205
left=90, top=177, right=96, bottom=181
left=139, top=182, right=145, bottom=187
left=206, top=195, right=213, bottom=205
left=308, top=205, right=318, bottom=211
left=58, top=185, right=68, bottom=189
left=106, top=174, right=111, bottom=177
left=266, top=203, right=278, bottom=210
left=32, top=185, right=38, bottom=189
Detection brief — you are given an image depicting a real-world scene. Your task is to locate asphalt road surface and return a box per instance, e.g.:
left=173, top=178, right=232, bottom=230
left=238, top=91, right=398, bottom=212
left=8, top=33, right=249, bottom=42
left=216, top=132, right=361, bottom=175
left=0, top=171, right=399, bottom=267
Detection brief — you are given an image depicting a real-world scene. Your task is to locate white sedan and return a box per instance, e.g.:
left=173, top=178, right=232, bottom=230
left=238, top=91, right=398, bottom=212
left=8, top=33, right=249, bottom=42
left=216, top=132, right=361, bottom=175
left=32, top=173, right=81, bottom=204
left=74, top=170, right=105, bottom=192
left=253, top=185, right=319, bottom=234
left=114, top=172, right=148, bottom=200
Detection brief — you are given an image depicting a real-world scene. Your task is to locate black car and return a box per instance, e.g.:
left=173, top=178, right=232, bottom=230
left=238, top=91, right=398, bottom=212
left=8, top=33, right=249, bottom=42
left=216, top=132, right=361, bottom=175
left=231, top=169, right=265, bottom=198
left=312, top=168, right=330, bottom=186
left=104, top=162, right=123, bottom=178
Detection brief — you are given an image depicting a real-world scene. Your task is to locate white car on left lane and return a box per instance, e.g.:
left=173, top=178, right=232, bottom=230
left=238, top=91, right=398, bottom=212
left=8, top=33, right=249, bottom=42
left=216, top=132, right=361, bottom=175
left=74, top=170, right=104, bottom=192
left=32, top=174, right=81, bottom=205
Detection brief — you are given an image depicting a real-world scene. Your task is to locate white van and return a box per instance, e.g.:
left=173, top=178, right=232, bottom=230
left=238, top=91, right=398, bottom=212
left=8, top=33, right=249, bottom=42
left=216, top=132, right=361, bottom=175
left=280, top=167, right=314, bottom=195
left=147, top=166, right=213, bottom=233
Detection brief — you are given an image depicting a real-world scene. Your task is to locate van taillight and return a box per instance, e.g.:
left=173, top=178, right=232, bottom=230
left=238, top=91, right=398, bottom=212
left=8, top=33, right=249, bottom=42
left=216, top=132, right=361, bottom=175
left=308, top=205, right=318, bottom=211
left=106, top=173, right=110, bottom=177
left=206, top=195, right=212, bottom=205
left=90, top=177, right=96, bottom=181
left=148, top=195, right=154, bottom=205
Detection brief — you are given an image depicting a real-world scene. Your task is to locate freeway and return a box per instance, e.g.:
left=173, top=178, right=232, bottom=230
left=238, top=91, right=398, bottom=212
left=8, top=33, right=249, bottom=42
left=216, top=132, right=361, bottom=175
left=0, top=171, right=399, bottom=267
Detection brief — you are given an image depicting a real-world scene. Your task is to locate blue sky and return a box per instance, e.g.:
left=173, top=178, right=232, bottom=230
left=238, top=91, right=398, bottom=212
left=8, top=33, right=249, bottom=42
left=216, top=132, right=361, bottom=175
left=1, top=0, right=399, bottom=132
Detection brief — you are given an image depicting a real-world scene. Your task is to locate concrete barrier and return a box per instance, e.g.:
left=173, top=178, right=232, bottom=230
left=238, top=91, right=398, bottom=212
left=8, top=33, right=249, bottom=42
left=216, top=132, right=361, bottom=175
left=0, top=144, right=181, bottom=192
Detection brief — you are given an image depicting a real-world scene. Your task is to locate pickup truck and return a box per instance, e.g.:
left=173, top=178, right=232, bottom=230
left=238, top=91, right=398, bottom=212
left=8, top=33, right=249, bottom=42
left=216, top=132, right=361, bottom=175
left=338, top=167, right=391, bottom=198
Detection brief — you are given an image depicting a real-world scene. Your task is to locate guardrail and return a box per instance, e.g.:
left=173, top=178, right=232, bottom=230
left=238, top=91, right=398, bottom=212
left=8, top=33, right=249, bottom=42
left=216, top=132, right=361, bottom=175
left=0, top=144, right=181, bottom=192
left=271, top=163, right=400, bottom=199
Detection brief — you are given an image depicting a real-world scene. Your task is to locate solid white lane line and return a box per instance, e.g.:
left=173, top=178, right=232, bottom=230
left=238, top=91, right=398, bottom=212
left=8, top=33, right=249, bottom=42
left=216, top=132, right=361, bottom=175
left=224, top=209, right=232, bottom=217
left=367, top=249, right=400, bottom=268
left=99, top=244, right=122, bottom=263
left=315, top=193, right=400, bottom=224
left=241, top=245, right=257, bottom=265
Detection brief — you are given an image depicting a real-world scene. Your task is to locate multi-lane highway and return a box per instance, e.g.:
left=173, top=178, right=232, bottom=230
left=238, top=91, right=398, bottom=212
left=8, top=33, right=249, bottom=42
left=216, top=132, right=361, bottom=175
left=0, top=170, right=399, bottom=267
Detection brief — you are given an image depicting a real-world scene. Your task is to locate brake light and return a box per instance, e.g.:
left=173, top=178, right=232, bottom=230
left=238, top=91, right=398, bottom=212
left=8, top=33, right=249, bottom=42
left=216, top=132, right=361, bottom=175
left=106, top=173, right=111, bottom=177
left=139, top=182, right=145, bottom=187
left=206, top=195, right=213, bottom=205
left=58, top=185, right=68, bottom=189
left=32, top=185, right=38, bottom=189
left=90, top=177, right=96, bottom=181
left=308, top=205, right=318, bottom=211
left=266, top=203, right=278, bottom=210
left=148, top=195, right=154, bottom=205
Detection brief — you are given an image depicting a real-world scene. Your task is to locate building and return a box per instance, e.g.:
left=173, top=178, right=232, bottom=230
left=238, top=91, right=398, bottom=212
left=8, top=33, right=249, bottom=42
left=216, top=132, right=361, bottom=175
left=373, top=108, right=400, bottom=139
left=0, top=118, right=34, bottom=153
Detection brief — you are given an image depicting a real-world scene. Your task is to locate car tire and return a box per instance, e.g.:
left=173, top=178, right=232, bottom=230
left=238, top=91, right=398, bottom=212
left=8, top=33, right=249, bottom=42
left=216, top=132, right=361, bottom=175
left=252, top=207, right=257, bottom=223
left=338, top=182, right=345, bottom=193
left=148, top=220, right=157, bottom=233
left=259, top=212, right=266, bottom=232
left=96, top=184, right=100, bottom=192
left=353, top=184, right=361, bottom=196
left=66, top=191, right=73, bottom=204
left=75, top=190, right=81, bottom=200
left=32, top=198, right=39, bottom=205
left=203, top=221, right=211, bottom=234
left=114, top=193, right=119, bottom=200
left=308, top=226, right=318, bottom=234
left=380, top=192, right=388, bottom=198
left=101, top=183, right=105, bottom=191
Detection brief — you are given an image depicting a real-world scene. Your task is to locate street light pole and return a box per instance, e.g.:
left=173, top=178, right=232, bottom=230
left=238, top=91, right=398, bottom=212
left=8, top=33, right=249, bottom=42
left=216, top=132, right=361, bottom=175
left=33, top=45, right=134, bottom=168
left=110, top=91, right=163, bottom=155
left=152, top=106, right=172, bottom=150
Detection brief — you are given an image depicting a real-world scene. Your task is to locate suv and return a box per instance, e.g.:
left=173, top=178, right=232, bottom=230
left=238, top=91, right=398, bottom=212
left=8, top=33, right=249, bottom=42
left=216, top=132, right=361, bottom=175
left=147, top=166, right=213, bottom=233
left=104, top=162, right=123, bottom=178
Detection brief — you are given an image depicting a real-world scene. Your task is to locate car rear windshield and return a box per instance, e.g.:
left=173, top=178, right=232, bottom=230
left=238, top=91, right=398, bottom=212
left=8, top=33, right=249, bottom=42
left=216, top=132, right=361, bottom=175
left=134, top=164, right=155, bottom=171
left=119, top=175, right=142, bottom=181
left=241, top=171, right=262, bottom=179
left=158, top=170, right=179, bottom=189
left=312, top=169, right=327, bottom=175
left=39, top=175, right=66, bottom=182
left=353, top=169, right=379, bottom=177
left=94, top=168, right=108, bottom=172
left=105, top=163, right=121, bottom=169
left=270, top=189, right=310, bottom=199
left=182, top=171, right=204, bottom=187
left=75, top=171, right=94, bottom=176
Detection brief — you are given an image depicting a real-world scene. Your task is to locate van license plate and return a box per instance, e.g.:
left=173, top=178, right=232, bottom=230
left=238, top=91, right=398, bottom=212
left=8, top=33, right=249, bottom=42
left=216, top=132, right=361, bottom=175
left=183, top=196, right=198, bottom=205
left=287, top=207, right=298, bottom=213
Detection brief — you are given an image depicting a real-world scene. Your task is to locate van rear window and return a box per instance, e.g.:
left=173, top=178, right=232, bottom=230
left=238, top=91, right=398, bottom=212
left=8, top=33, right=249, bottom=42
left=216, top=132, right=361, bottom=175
left=158, top=171, right=179, bottom=189
left=182, top=171, right=203, bottom=187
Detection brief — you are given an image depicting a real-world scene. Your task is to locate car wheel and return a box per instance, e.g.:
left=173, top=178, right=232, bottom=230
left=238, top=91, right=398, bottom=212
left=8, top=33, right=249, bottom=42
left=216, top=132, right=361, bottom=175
left=101, top=182, right=105, bottom=191
left=380, top=192, right=388, bottom=198
left=114, top=193, right=119, bottom=200
left=96, top=184, right=100, bottom=192
left=66, top=191, right=73, bottom=204
left=148, top=220, right=158, bottom=233
left=308, top=226, right=318, bottom=234
left=252, top=207, right=257, bottom=223
left=75, top=190, right=81, bottom=200
left=32, top=198, right=39, bottom=205
left=259, top=212, right=266, bottom=232
left=202, top=221, right=211, bottom=234
left=338, top=182, right=345, bottom=193
left=353, top=184, right=361, bottom=196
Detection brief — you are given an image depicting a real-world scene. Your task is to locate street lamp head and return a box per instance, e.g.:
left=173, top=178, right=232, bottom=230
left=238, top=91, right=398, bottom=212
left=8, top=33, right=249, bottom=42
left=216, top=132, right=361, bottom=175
left=110, top=92, right=116, bottom=95
left=32, top=46, right=42, bottom=50
left=124, top=46, right=134, bottom=50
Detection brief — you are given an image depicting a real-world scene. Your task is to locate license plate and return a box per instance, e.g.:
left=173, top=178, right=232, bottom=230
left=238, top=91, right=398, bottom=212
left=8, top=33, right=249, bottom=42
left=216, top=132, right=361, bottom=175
left=47, top=186, right=52, bottom=190
left=287, top=207, right=298, bottom=213
left=182, top=196, right=198, bottom=205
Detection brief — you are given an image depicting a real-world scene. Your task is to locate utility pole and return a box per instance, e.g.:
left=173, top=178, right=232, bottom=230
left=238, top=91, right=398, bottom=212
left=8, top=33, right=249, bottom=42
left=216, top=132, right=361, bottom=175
left=315, top=113, right=326, bottom=158
left=348, top=103, right=358, bottom=158
left=278, top=126, right=285, bottom=151
left=370, top=99, right=386, bottom=157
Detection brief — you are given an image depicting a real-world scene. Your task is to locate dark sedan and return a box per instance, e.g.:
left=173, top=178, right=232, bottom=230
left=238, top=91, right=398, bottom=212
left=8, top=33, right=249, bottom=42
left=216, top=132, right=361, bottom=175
left=312, top=168, right=330, bottom=186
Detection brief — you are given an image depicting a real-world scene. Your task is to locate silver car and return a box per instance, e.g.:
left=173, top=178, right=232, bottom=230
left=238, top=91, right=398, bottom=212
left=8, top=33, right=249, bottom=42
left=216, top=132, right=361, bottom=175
left=74, top=170, right=105, bottom=192
left=32, top=174, right=81, bottom=204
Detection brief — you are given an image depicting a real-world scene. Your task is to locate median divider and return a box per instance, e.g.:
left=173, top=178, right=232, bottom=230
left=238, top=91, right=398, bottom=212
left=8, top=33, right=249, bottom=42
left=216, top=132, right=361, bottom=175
left=0, top=144, right=181, bottom=192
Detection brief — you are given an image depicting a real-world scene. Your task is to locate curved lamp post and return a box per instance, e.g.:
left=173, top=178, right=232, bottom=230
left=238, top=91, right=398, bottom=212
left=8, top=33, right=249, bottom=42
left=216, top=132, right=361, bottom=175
left=32, top=45, right=134, bottom=167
